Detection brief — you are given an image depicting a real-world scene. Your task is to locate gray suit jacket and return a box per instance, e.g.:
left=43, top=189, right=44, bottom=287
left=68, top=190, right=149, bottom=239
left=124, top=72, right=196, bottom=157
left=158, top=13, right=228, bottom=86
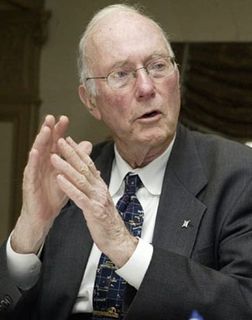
left=1, top=124, right=252, bottom=320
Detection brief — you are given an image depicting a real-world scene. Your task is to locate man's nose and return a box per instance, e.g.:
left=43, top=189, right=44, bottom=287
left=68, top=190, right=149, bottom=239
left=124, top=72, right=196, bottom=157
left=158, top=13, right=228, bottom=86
left=134, top=68, right=155, bottom=100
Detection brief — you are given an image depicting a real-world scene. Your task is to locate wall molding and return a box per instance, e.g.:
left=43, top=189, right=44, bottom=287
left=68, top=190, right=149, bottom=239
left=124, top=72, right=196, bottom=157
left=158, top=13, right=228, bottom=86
left=0, top=1, right=49, bottom=232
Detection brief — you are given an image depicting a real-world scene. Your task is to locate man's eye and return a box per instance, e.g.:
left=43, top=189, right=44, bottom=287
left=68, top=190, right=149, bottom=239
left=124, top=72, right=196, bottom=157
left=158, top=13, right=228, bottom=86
left=112, top=70, right=129, bottom=79
left=151, top=62, right=166, bottom=71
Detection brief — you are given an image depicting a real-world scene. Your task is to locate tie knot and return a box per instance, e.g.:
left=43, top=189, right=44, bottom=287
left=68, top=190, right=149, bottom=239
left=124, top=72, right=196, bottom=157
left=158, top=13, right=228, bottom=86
left=124, top=173, right=143, bottom=196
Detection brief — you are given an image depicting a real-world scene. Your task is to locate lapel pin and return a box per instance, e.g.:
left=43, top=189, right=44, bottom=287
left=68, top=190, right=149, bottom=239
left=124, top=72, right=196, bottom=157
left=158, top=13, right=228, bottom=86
left=182, top=219, right=191, bottom=228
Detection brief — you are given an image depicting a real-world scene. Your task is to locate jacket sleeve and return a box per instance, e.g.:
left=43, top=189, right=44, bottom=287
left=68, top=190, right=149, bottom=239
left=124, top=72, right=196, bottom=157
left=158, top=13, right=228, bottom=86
left=0, top=241, right=21, bottom=318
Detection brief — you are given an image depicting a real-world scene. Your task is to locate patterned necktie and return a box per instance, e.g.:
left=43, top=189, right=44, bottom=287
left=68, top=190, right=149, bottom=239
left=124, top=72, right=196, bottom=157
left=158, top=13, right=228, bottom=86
left=92, top=173, right=144, bottom=320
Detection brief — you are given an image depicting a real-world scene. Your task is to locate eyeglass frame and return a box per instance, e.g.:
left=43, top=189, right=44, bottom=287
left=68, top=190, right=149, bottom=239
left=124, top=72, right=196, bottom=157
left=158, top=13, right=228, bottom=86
left=85, top=55, right=176, bottom=90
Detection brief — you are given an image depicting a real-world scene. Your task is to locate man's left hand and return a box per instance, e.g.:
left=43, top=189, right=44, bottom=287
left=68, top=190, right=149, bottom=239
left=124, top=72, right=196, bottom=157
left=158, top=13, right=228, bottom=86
left=50, top=136, right=138, bottom=267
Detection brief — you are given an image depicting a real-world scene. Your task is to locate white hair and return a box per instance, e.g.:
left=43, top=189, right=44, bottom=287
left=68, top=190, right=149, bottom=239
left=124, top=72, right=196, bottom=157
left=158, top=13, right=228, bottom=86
left=77, top=3, right=173, bottom=96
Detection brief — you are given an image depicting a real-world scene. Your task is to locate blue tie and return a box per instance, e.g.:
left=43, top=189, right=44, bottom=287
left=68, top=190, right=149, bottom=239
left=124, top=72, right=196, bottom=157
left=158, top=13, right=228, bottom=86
left=92, top=173, right=144, bottom=319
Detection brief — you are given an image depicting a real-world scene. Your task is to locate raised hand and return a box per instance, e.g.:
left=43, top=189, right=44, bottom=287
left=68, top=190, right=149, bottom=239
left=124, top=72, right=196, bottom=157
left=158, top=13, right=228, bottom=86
left=11, top=115, right=70, bottom=253
left=51, top=137, right=138, bottom=268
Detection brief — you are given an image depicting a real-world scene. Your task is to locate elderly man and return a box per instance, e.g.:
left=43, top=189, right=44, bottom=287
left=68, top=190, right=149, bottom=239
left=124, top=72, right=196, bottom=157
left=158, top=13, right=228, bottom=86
left=1, top=4, right=252, bottom=320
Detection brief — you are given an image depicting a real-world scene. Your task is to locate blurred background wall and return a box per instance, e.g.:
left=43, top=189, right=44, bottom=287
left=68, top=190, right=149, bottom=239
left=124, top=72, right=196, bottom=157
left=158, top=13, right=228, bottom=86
left=1, top=0, right=252, bottom=243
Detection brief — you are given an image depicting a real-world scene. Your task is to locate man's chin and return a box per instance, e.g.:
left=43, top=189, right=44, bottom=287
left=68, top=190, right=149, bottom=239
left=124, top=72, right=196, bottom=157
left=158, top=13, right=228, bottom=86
left=136, top=133, right=172, bottom=147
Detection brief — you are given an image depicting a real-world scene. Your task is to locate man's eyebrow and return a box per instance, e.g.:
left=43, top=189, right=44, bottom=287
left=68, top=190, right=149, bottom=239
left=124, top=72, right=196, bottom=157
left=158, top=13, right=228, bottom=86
left=109, top=60, right=130, bottom=70
left=147, top=51, right=172, bottom=60
left=107, top=51, right=171, bottom=71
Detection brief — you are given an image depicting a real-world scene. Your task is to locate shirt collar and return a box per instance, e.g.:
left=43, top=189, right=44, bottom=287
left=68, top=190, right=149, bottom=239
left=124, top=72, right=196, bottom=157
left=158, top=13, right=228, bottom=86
left=109, top=137, right=175, bottom=197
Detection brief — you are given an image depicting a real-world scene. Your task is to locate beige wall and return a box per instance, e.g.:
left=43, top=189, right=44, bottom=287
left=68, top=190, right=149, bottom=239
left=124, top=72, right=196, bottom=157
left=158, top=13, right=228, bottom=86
left=40, top=0, right=252, bottom=144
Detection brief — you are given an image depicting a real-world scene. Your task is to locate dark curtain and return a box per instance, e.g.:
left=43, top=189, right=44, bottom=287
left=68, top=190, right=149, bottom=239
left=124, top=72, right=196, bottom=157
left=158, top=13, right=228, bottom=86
left=173, top=43, right=252, bottom=142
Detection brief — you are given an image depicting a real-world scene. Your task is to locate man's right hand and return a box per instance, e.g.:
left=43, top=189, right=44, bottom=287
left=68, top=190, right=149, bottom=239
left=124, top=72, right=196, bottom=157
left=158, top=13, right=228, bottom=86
left=10, top=115, right=70, bottom=254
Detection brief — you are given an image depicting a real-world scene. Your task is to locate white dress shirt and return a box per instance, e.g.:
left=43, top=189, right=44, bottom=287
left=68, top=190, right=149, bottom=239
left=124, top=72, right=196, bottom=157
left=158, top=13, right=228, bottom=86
left=6, top=139, right=174, bottom=313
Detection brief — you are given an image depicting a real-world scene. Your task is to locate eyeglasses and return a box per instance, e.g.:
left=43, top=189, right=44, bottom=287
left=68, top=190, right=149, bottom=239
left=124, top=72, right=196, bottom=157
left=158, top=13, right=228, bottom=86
left=85, top=56, right=176, bottom=90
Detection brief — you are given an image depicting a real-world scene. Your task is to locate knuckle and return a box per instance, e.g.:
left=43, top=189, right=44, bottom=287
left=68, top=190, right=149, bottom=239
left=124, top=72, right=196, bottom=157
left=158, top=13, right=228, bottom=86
left=80, top=165, right=88, bottom=176
left=77, top=176, right=87, bottom=189
left=87, top=160, right=95, bottom=169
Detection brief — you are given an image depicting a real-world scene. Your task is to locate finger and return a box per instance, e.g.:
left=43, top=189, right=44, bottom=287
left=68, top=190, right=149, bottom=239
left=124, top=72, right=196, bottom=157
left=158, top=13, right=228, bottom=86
left=43, top=114, right=56, bottom=128
left=49, top=115, right=69, bottom=154
left=57, top=138, right=98, bottom=182
left=66, top=136, right=92, bottom=155
left=32, top=115, right=56, bottom=152
left=65, top=137, right=98, bottom=177
left=57, top=138, right=85, bottom=172
left=32, top=126, right=53, bottom=153
left=56, top=174, right=89, bottom=212
left=54, top=115, right=69, bottom=140
left=51, top=154, right=94, bottom=196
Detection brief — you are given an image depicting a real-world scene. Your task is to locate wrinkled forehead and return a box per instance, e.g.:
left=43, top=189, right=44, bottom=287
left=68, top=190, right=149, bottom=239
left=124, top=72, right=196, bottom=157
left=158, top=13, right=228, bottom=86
left=85, top=11, right=171, bottom=71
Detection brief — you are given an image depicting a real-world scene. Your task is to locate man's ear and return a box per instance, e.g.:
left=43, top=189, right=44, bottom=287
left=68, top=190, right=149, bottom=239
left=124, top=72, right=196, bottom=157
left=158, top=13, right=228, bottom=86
left=78, top=84, right=101, bottom=120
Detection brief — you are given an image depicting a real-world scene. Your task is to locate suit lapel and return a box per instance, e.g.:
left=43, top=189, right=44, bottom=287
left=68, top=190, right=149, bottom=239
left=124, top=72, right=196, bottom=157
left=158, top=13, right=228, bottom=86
left=93, top=140, right=115, bottom=186
left=153, top=125, right=208, bottom=257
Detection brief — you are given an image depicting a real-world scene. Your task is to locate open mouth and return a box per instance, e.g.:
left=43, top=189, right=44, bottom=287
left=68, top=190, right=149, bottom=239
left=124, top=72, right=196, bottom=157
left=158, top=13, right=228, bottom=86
left=140, top=110, right=161, bottom=119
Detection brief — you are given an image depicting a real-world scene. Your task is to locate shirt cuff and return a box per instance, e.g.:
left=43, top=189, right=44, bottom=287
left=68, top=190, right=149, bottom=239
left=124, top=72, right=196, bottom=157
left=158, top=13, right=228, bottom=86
left=6, top=233, right=42, bottom=290
left=116, top=238, right=153, bottom=290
